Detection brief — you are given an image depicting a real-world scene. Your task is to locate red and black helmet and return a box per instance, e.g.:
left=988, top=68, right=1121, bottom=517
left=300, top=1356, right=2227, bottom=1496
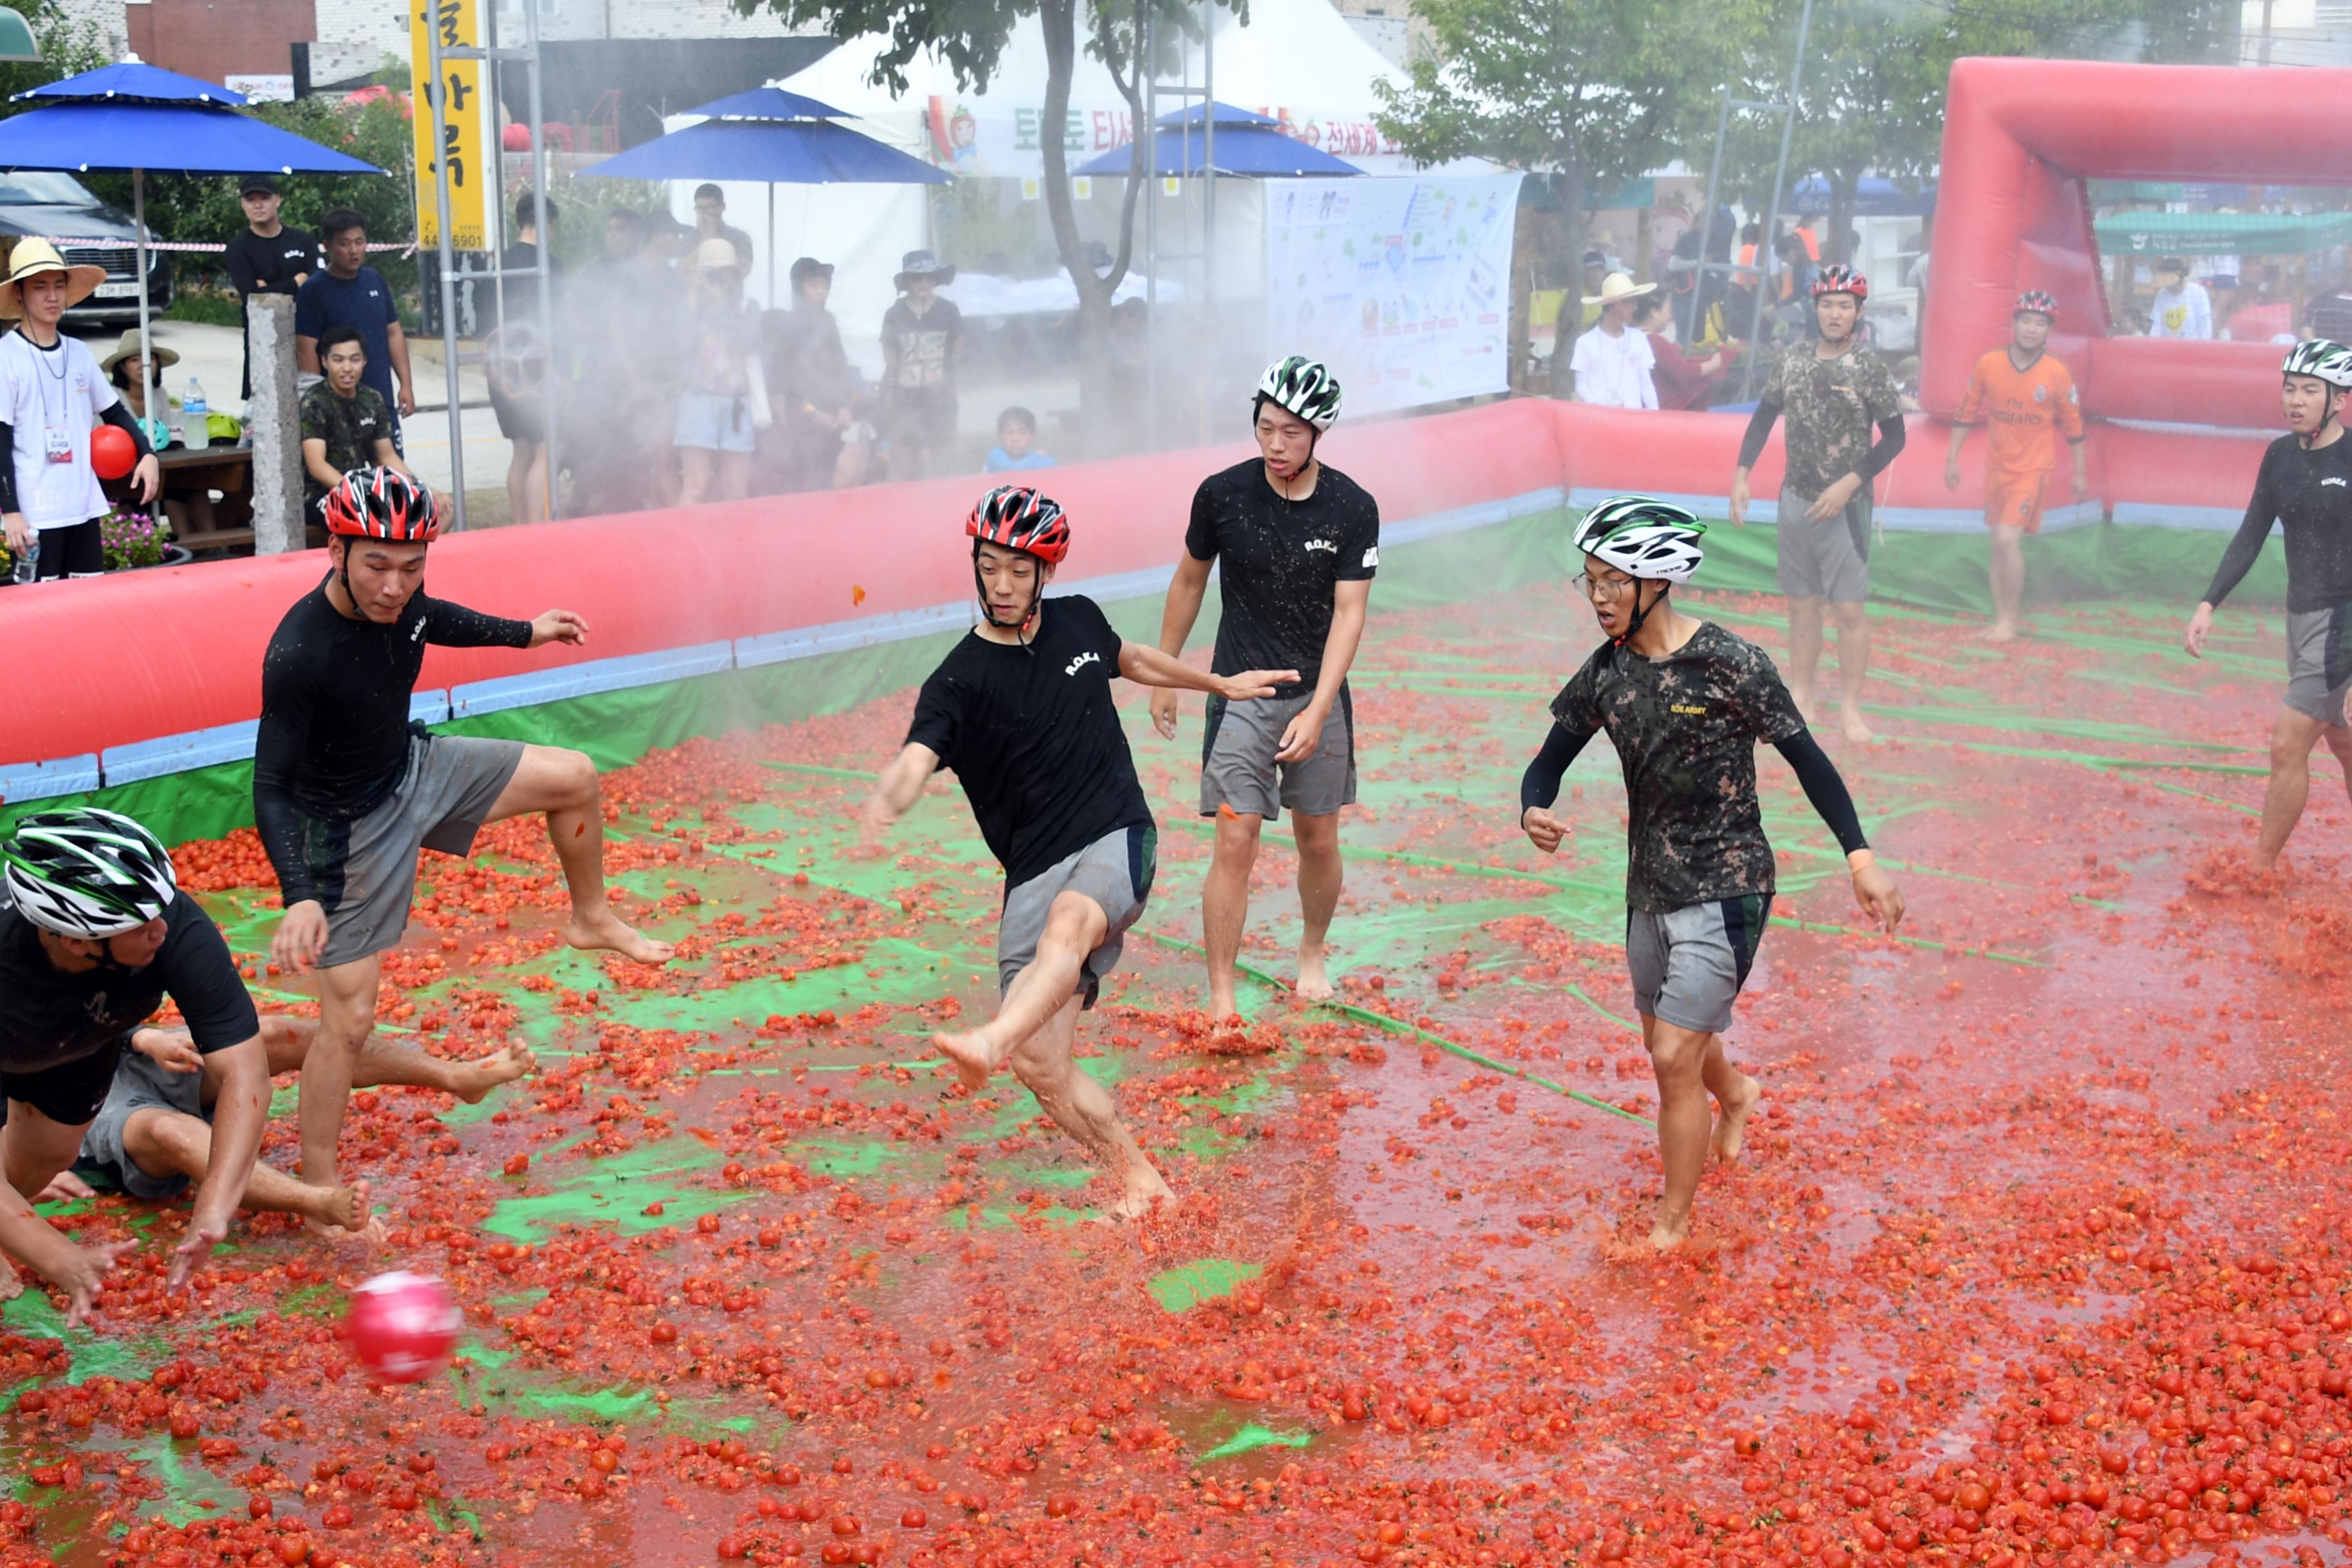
left=1811, top=264, right=1868, bottom=302
left=324, top=466, right=440, bottom=542
left=966, top=485, right=1071, bottom=565
left=2014, top=289, right=2059, bottom=319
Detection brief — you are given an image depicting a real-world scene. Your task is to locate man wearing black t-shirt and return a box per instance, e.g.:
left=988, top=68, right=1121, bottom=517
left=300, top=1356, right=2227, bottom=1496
left=2184, top=340, right=2352, bottom=872
left=223, top=177, right=317, bottom=402
left=256, top=466, right=673, bottom=1210
left=1151, top=357, right=1376, bottom=1018
left=864, top=487, right=1294, bottom=1217
left=1519, top=499, right=1903, bottom=1251
left=0, top=809, right=270, bottom=1322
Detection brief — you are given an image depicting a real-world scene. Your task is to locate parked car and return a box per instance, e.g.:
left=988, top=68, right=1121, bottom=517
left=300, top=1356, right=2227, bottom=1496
left=0, top=170, right=173, bottom=325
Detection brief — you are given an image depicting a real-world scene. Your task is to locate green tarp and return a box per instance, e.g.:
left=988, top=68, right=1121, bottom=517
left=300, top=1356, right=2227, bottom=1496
left=2094, top=209, right=2352, bottom=257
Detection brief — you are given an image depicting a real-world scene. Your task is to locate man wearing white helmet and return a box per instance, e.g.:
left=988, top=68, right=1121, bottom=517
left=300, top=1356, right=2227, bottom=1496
left=1518, top=498, right=1905, bottom=1251
left=0, top=808, right=270, bottom=1322
left=1152, top=356, right=1378, bottom=1015
left=2183, top=338, right=2352, bottom=872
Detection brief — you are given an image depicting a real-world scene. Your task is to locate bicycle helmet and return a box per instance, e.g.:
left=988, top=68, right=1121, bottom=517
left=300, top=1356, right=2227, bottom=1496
left=2015, top=290, right=2059, bottom=319
left=324, top=466, right=440, bottom=542
left=1811, top=265, right=1868, bottom=302
left=2282, top=338, right=2352, bottom=390
left=966, top=485, right=1072, bottom=565
left=1572, top=496, right=1709, bottom=585
left=1253, top=355, right=1342, bottom=433
left=2, top=808, right=177, bottom=939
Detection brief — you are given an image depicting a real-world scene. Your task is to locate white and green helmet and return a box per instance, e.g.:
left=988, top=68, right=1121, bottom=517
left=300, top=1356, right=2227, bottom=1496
left=2282, top=338, right=2352, bottom=389
left=1255, top=355, right=1342, bottom=432
left=1, top=807, right=178, bottom=939
left=1573, top=495, right=1709, bottom=584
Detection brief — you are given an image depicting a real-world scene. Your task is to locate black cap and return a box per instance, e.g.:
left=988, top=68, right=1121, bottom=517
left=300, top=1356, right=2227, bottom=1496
left=239, top=174, right=280, bottom=197
left=789, top=256, right=834, bottom=285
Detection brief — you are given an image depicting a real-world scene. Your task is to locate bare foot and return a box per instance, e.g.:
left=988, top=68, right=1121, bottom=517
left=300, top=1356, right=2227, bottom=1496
left=1645, top=1221, right=1690, bottom=1253
left=1295, top=945, right=1334, bottom=1002
left=565, top=909, right=676, bottom=966
left=1108, top=1171, right=1177, bottom=1220
left=1790, top=687, right=1818, bottom=725
left=1207, top=985, right=1239, bottom=1021
left=0, top=1269, right=21, bottom=1302
left=308, top=1179, right=372, bottom=1234
left=1839, top=707, right=1876, bottom=744
left=1712, top=1075, right=1761, bottom=1164
left=932, top=1028, right=998, bottom=1092
left=35, top=1169, right=95, bottom=1204
left=1976, top=622, right=2018, bottom=644
left=449, top=1046, right=537, bottom=1104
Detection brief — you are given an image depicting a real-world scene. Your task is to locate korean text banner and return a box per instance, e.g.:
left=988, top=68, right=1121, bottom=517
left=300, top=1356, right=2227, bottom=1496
left=411, top=0, right=491, bottom=251
left=1264, top=174, right=1524, bottom=418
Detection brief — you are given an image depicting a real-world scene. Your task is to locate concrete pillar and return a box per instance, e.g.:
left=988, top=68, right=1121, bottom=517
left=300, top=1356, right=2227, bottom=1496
left=246, top=294, right=306, bottom=555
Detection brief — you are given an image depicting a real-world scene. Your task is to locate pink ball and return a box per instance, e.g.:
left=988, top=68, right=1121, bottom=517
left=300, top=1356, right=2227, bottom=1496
left=345, top=1271, right=460, bottom=1384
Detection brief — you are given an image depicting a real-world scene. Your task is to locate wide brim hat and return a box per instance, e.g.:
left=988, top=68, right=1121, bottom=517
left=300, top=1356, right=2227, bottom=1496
left=1582, top=270, right=1658, bottom=308
left=895, top=249, right=956, bottom=288
left=99, top=328, right=179, bottom=378
left=690, top=237, right=745, bottom=274
left=0, top=238, right=106, bottom=319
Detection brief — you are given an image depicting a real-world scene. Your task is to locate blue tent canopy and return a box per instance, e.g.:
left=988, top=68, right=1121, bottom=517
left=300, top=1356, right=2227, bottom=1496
left=14, top=59, right=248, bottom=104
left=1787, top=174, right=1936, bottom=219
left=584, top=117, right=948, bottom=185
left=0, top=99, right=382, bottom=176
left=684, top=86, right=850, bottom=121
left=1075, top=101, right=1361, bottom=179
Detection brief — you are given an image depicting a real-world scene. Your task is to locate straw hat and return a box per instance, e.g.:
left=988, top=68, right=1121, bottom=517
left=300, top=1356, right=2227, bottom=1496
left=0, top=239, right=106, bottom=318
left=691, top=237, right=745, bottom=273
left=99, top=327, right=179, bottom=378
left=1582, top=270, right=1658, bottom=308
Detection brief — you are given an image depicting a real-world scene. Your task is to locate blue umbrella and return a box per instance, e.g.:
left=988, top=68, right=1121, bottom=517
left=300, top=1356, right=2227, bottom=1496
left=582, top=84, right=947, bottom=304
left=1075, top=101, right=1364, bottom=179
left=0, top=56, right=384, bottom=413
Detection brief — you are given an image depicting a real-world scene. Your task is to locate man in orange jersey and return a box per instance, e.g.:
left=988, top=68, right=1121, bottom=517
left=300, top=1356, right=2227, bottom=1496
left=1945, top=291, right=2090, bottom=642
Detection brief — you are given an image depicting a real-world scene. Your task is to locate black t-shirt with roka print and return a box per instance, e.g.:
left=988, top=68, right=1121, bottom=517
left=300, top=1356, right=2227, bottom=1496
left=1548, top=621, right=1807, bottom=913
left=905, top=594, right=1153, bottom=890
left=1185, top=458, right=1380, bottom=698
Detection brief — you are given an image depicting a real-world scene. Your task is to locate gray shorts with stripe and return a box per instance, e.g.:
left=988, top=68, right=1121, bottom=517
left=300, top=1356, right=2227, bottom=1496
left=1627, top=894, right=1774, bottom=1035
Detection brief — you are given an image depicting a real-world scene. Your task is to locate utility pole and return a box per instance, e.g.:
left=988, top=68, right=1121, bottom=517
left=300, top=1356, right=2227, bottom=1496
left=2260, top=0, right=2275, bottom=66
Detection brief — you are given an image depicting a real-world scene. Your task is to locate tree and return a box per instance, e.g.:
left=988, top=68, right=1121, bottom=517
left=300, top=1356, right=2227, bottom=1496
left=1730, top=0, right=2238, bottom=267
left=1373, top=0, right=1765, bottom=305
left=735, top=0, right=1235, bottom=444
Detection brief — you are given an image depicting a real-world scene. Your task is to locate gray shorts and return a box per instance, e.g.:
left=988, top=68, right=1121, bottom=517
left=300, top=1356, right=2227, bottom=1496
left=1627, top=894, right=1773, bottom=1035
left=1199, top=689, right=1357, bottom=821
left=1774, top=490, right=1872, bottom=603
left=999, top=823, right=1157, bottom=1010
left=301, top=733, right=525, bottom=969
left=79, top=1044, right=203, bottom=1201
left=2286, top=606, right=2352, bottom=727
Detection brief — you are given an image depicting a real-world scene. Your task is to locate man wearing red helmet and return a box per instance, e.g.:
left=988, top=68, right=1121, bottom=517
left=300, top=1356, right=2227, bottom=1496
left=1730, top=266, right=1906, bottom=743
left=1944, top=291, right=2089, bottom=643
left=862, top=486, right=1296, bottom=1217
left=253, top=467, right=673, bottom=1214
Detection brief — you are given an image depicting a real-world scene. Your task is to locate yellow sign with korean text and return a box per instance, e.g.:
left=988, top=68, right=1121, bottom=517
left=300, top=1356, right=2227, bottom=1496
left=408, top=0, right=491, bottom=250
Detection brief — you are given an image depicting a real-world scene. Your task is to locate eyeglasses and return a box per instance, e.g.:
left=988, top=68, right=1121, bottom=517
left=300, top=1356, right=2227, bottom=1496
left=1574, top=575, right=1638, bottom=602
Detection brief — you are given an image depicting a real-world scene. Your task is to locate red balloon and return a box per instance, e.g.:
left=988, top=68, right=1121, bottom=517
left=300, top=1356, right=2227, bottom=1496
left=90, top=423, right=136, bottom=481
left=345, top=1271, right=460, bottom=1384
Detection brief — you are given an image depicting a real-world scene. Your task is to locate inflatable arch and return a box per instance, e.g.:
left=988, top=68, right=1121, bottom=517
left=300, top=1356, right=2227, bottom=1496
left=1926, top=56, right=2351, bottom=431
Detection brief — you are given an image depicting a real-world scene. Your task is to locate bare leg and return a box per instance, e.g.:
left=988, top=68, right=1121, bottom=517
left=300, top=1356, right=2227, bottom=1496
left=1700, top=1035, right=1761, bottom=1163
left=484, top=744, right=675, bottom=965
left=1786, top=596, right=1825, bottom=718
left=504, top=440, right=546, bottom=529
left=1291, top=810, right=1343, bottom=1001
left=934, top=892, right=1107, bottom=1091
left=299, top=955, right=380, bottom=1199
left=121, top=1109, right=367, bottom=1232
left=1981, top=524, right=2024, bottom=642
left=2325, top=723, right=2352, bottom=811
left=1643, top=1016, right=1718, bottom=1250
left=1831, top=600, right=1874, bottom=743
left=1, top=1101, right=88, bottom=1224
left=2253, top=707, right=2329, bottom=872
left=1202, top=810, right=1264, bottom=1019
left=716, top=451, right=751, bottom=502
left=676, top=446, right=714, bottom=507
left=1004, top=995, right=1174, bottom=1219
left=157, top=1016, right=531, bottom=1110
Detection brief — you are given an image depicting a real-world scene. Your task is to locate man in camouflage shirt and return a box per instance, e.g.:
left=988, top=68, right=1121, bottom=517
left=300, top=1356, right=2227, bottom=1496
left=1728, top=266, right=1906, bottom=743
left=1520, top=497, right=1905, bottom=1250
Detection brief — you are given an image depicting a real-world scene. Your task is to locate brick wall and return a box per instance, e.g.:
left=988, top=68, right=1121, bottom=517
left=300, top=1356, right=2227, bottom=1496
left=124, top=0, right=317, bottom=84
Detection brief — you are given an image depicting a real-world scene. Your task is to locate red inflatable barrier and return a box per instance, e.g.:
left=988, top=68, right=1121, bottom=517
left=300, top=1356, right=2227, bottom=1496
left=1926, top=57, right=2352, bottom=429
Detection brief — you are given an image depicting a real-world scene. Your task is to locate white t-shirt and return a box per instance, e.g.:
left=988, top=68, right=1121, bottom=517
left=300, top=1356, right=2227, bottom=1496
left=2149, top=281, right=2212, bottom=341
left=0, top=329, right=116, bottom=530
left=1569, top=322, right=1658, bottom=409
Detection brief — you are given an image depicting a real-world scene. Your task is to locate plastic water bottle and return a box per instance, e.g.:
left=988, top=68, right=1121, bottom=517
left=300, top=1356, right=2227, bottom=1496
left=10, top=533, right=36, bottom=585
left=182, top=376, right=208, bottom=448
